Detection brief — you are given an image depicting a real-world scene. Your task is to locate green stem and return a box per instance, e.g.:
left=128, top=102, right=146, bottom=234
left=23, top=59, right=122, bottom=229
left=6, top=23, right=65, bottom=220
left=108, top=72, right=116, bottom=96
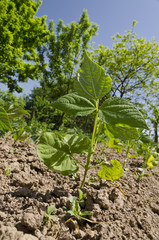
left=80, top=100, right=99, bottom=188
left=89, top=160, right=105, bottom=169
left=123, top=140, right=130, bottom=169
left=72, top=156, right=85, bottom=168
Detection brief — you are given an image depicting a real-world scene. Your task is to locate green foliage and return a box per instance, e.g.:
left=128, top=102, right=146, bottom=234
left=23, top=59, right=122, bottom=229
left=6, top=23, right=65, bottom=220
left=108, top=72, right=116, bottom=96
left=27, top=10, right=98, bottom=129
left=52, top=93, right=96, bottom=117
left=108, top=138, right=123, bottom=153
left=43, top=205, right=57, bottom=225
left=37, top=131, right=91, bottom=175
left=37, top=51, right=148, bottom=188
left=5, top=164, right=12, bottom=175
left=13, top=128, right=28, bottom=143
left=99, top=97, right=148, bottom=129
left=0, top=107, right=13, bottom=131
left=94, top=23, right=159, bottom=100
left=67, top=190, right=91, bottom=220
left=105, top=124, right=139, bottom=141
left=37, top=10, right=98, bottom=99
left=98, top=160, right=123, bottom=181
left=74, top=51, right=112, bottom=100
left=0, top=91, right=30, bottom=138
left=0, top=0, right=48, bottom=92
left=92, top=22, right=159, bottom=138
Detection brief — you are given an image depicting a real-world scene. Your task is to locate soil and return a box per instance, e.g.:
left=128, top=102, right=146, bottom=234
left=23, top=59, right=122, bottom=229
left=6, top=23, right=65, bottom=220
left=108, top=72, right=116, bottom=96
left=0, top=136, right=159, bottom=240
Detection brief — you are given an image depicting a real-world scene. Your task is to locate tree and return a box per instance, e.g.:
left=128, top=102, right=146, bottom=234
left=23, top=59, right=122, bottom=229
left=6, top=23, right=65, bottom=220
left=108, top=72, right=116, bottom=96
left=0, top=0, right=48, bottom=92
left=27, top=10, right=98, bottom=129
left=92, top=21, right=159, bottom=141
left=93, top=21, right=159, bottom=102
left=37, top=10, right=98, bottom=100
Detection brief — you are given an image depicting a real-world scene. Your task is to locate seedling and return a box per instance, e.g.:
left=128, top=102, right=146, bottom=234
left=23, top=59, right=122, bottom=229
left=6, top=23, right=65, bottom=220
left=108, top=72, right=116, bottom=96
left=134, top=168, right=150, bottom=181
left=37, top=51, right=148, bottom=188
left=67, top=189, right=91, bottom=221
left=42, top=205, right=58, bottom=225
left=4, top=164, right=12, bottom=175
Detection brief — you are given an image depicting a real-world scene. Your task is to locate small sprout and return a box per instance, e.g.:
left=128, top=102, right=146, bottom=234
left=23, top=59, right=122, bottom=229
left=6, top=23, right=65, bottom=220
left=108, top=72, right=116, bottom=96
left=67, top=189, right=91, bottom=221
left=5, top=164, right=12, bottom=175
left=134, top=168, right=150, bottom=181
left=43, top=205, right=57, bottom=225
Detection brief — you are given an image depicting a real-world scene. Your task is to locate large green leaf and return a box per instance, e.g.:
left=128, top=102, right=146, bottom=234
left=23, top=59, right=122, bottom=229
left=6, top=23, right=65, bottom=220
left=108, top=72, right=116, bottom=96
left=37, top=132, right=78, bottom=175
left=52, top=93, right=96, bottom=116
left=105, top=124, right=139, bottom=141
left=0, top=107, right=13, bottom=131
left=74, top=51, right=112, bottom=100
left=37, top=132, right=90, bottom=176
left=98, top=160, right=123, bottom=181
left=99, top=97, right=148, bottom=129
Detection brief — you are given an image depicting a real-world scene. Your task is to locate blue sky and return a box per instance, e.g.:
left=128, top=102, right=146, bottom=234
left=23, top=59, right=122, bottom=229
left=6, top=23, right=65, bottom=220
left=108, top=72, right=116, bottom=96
left=1, top=0, right=159, bottom=95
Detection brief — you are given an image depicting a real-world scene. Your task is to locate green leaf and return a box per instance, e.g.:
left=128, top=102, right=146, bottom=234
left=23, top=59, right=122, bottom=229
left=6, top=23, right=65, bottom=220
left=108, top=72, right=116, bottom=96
left=66, top=134, right=90, bottom=154
left=98, top=159, right=123, bottom=181
left=99, top=97, right=148, bottom=129
left=140, top=134, right=154, bottom=144
left=108, top=138, right=123, bottom=153
left=7, top=104, right=30, bottom=119
left=74, top=51, right=112, bottom=100
left=13, top=128, right=28, bottom=142
left=37, top=132, right=78, bottom=176
left=0, top=107, right=13, bottom=131
left=146, top=155, right=154, bottom=169
left=105, top=123, right=139, bottom=141
left=80, top=211, right=91, bottom=217
left=46, top=205, right=56, bottom=215
left=127, top=153, right=138, bottom=158
left=52, top=93, right=96, bottom=116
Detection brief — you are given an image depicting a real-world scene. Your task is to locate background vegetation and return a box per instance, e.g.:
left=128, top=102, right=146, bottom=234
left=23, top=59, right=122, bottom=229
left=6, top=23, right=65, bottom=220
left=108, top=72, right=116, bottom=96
left=0, top=0, right=158, bottom=145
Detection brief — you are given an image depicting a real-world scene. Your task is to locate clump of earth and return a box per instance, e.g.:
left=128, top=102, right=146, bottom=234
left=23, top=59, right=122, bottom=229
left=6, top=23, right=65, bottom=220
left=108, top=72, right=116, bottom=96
left=0, top=137, right=159, bottom=240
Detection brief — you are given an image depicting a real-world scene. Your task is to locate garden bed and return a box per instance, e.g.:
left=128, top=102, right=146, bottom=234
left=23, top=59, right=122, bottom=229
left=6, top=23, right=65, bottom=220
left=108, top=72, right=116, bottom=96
left=0, top=137, right=159, bottom=240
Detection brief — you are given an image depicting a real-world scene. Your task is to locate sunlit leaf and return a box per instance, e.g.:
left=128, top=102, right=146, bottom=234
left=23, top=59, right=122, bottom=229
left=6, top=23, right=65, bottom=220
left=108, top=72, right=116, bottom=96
left=99, top=97, right=148, bottom=129
left=105, top=123, right=139, bottom=141
left=52, top=93, right=96, bottom=116
left=74, top=51, right=112, bottom=100
left=98, top=159, right=123, bottom=181
left=37, top=132, right=78, bottom=175
left=146, top=155, right=154, bottom=169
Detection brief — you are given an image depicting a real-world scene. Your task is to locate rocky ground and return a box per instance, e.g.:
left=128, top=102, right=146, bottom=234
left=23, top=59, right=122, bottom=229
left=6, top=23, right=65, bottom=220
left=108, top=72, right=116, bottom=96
left=0, top=136, right=159, bottom=240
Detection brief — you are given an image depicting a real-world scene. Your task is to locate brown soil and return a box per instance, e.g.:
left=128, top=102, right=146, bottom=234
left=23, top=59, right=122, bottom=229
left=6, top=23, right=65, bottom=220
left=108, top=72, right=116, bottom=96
left=0, top=137, right=159, bottom=240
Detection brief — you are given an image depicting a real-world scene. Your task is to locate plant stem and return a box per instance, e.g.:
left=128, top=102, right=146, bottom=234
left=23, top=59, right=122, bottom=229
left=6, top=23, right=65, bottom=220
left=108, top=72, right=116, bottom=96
left=72, top=156, right=85, bottom=168
left=89, top=160, right=105, bottom=169
left=80, top=101, right=99, bottom=188
left=123, top=140, right=130, bottom=169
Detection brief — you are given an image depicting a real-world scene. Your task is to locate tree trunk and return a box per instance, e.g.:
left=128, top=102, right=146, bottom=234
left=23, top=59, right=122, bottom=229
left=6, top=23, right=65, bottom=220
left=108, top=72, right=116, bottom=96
left=154, top=122, right=158, bottom=143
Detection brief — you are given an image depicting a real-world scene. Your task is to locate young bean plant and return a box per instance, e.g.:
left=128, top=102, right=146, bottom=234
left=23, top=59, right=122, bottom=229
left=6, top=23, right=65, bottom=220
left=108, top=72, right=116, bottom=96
left=37, top=51, right=148, bottom=188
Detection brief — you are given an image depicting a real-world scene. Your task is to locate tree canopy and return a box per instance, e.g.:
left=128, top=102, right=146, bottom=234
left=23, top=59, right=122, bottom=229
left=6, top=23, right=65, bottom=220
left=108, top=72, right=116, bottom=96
left=37, top=10, right=99, bottom=101
left=93, top=21, right=159, bottom=103
left=0, top=0, right=48, bottom=92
